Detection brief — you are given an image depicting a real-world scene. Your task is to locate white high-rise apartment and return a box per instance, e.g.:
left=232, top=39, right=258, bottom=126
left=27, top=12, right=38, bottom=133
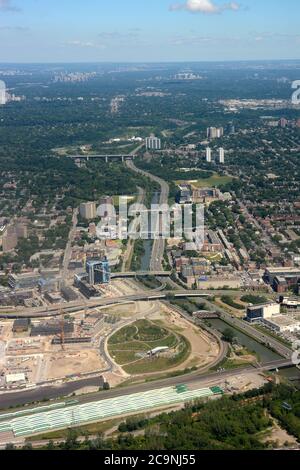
left=145, top=136, right=161, bottom=150
left=207, top=127, right=224, bottom=139
left=0, top=81, right=7, bottom=105
left=80, top=202, right=96, bottom=220
left=206, top=147, right=212, bottom=163
left=219, top=148, right=225, bottom=164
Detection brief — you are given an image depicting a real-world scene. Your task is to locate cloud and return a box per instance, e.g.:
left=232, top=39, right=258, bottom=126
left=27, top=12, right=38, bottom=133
left=98, top=30, right=141, bottom=42
left=170, top=0, right=241, bottom=14
left=64, top=40, right=106, bottom=49
left=0, top=0, right=20, bottom=12
left=0, top=25, right=29, bottom=31
left=168, top=33, right=239, bottom=45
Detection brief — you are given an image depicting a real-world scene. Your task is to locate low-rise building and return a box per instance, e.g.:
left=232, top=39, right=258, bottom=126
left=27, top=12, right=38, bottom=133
left=246, top=302, right=280, bottom=322
left=8, top=273, right=42, bottom=290
left=13, top=318, right=30, bottom=333
left=263, top=315, right=300, bottom=333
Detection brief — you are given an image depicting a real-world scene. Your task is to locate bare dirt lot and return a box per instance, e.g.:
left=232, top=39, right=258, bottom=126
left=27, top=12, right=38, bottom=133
left=47, top=350, right=106, bottom=380
left=156, top=306, right=220, bottom=371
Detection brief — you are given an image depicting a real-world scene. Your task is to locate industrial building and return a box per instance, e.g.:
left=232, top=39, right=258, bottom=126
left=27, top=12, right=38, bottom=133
left=30, top=320, right=74, bottom=337
left=264, top=267, right=300, bottom=292
left=12, top=318, right=30, bottom=333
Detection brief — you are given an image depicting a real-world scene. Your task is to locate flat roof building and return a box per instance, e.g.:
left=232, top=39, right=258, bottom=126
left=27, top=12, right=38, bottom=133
left=8, top=273, right=42, bottom=290
left=263, top=315, right=300, bottom=333
left=13, top=318, right=30, bottom=333
left=246, top=302, right=280, bottom=322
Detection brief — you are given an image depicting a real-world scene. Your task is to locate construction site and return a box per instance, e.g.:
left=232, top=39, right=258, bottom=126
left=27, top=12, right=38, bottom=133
left=0, top=308, right=109, bottom=391
left=0, top=278, right=222, bottom=393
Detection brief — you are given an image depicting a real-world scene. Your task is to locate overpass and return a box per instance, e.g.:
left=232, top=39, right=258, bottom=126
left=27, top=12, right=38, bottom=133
left=111, top=271, right=172, bottom=279
left=68, top=154, right=137, bottom=163
left=0, top=290, right=211, bottom=319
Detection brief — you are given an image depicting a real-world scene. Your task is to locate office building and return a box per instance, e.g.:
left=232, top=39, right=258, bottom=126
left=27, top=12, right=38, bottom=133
left=80, top=202, right=96, bottom=220
left=0, top=80, right=6, bottom=105
left=8, top=273, right=42, bottom=290
left=78, top=280, right=101, bottom=299
left=206, top=147, right=212, bottom=163
left=86, top=257, right=110, bottom=285
left=218, top=147, right=225, bottom=164
left=145, top=136, right=161, bottom=150
left=246, top=302, right=280, bottom=323
left=263, top=316, right=300, bottom=334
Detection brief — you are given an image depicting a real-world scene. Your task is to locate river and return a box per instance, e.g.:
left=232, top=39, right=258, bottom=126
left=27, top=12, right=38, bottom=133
left=208, top=318, right=282, bottom=363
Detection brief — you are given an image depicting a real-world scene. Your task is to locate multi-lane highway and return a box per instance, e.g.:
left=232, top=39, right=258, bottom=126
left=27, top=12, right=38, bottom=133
left=61, top=207, right=78, bottom=282
left=0, top=358, right=293, bottom=412
left=0, top=290, right=211, bottom=319
left=125, top=159, right=169, bottom=271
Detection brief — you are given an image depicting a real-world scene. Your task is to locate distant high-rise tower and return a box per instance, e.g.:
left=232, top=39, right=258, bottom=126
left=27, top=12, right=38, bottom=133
left=206, top=147, right=212, bottom=163
left=86, top=257, right=110, bottom=285
left=80, top=202, right=96, bottom=220
left=279, top=118, right=288, bottom=128
left=145, top=136, right=161, bottom=150
left=0, top=81, right=7, bottom=105
left=218, top=148, right=225, bottom=164
left=207, top=127, right=223, bottom=139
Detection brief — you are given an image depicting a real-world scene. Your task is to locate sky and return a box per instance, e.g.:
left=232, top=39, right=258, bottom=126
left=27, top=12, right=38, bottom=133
left=0, top=0, right=299, bottom=62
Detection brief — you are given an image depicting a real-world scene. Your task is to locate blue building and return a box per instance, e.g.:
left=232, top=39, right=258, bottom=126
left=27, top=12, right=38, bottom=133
left=86, top=257, right=110, bottom=285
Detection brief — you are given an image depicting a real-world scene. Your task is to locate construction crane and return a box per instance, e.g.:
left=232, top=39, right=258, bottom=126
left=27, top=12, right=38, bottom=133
left=60, top=309, right=65, bottom=351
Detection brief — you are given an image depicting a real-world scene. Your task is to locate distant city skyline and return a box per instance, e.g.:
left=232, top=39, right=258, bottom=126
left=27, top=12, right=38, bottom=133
left=0, top=0, right=299, bottom=62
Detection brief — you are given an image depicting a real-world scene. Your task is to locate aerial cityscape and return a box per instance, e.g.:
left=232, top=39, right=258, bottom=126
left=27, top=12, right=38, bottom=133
left=0, top=0, right=300, bottom=459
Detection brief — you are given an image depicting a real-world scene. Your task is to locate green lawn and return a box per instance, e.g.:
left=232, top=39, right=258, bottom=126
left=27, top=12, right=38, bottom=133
left=108, top=319, right=191, bottom=374
left=188, top=173, right=234, bottom=188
